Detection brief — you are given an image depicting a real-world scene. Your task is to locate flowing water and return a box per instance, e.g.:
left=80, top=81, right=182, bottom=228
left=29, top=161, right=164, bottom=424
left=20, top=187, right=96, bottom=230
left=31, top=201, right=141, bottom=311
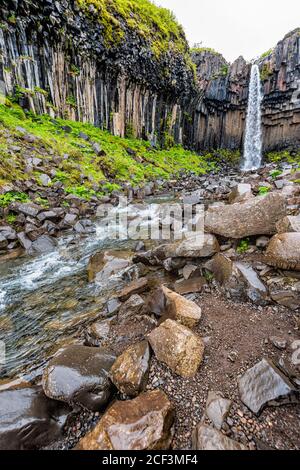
left=242, top=64, right=263, bottom=171
left=0, top=196, right=175, bottom=381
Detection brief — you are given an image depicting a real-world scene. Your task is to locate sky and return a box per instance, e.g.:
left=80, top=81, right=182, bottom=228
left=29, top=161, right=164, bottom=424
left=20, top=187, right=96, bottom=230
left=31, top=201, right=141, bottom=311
left=156, top=0, right=300, bottom=63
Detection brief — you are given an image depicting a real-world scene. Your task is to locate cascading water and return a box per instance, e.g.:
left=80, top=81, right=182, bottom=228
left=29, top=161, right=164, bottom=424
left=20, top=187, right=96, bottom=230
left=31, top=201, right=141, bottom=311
left=241, top=64, right=263, bottom=171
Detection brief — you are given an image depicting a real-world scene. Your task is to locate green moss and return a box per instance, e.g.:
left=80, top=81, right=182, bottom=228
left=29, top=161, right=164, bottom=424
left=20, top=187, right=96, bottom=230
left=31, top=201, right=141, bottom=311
left=237, top=238, right=250, bottom=254
left=6, top=213, right=17, bottom=224
left=269, top=169, right=283, bottom=179
left=258, top=186, right=271, bottom=196
left=266, top=150, right=300, bottom=165
left=0, top=101, right=215, bottom=194
left=260, top=63, right=273, bottom=81
left=76, top=0, right=189, bottom=61
left=190, top=47, right=221, bottom=56
left=260, top=49, right=273, bottom=59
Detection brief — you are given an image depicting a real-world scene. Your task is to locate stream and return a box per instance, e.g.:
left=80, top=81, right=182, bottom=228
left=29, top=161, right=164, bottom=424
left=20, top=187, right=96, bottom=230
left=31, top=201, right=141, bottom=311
left=0, top=194, right=175, bottom=380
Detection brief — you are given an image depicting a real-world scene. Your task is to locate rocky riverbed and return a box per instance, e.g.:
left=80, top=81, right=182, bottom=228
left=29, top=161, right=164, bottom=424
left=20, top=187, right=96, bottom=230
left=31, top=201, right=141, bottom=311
left=0, top=160, right=300, bottom=451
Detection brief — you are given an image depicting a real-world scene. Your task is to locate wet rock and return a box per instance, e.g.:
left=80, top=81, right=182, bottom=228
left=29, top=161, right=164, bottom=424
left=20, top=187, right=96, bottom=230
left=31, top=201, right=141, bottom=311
left=266, top=233, right=300, bottom=271
left=206, top=254, right=268, bottom=305
left=30, top=235, right=57, bottom=254
left=118, top=277, right=149, bottom=301
left=42, top=345, right=116, bottom=411
left=76, top=390, right=174, bottom=450
left=174, top=277, right=207, bottom=295
left=74, top=219, right=95, bottom=234
left=87, top=250, right=132, bottom=282
left=192, top=424, right=247, bottom=450
left=161, top=286, right=202, bottom=328
left=205, top=193, right=286, bottom=238
left=238, top=359, right=298, bottom=415
left=0, top=387, right=70, bottom=450
left=205, top=392, right=232, bottom=430
left=269, top=336, right=287, bottom=350
left=86, top=319, right=114, bottom=347
left=148, top=319, right=205, bottom=378
left=276, top=215, right=300, bottom=233
left=228, top=183, right=253, bottom=204
left=164, top=233, right=220, bottom=258
left=110, top=341, right=150, bottom=397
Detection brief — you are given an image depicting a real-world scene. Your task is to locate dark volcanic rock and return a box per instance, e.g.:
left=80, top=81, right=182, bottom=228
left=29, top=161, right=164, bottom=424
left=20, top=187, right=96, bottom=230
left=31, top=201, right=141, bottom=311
left=0, top=387, right=70, bottom=450
left=42, top=345, right=116, bottom=411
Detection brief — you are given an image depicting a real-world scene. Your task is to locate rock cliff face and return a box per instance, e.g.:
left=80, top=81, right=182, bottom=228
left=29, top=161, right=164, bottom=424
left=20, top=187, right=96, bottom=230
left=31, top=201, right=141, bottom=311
left=0, top=1, right=299, bottom=153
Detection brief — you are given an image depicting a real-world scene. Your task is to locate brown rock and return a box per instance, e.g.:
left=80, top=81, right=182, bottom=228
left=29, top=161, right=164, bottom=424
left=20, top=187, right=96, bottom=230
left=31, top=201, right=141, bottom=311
left=162, top=286, right=202, bottom=328
left=174, top=277, right=207, bottom=295
left=265, top=233, right=300, bottom=271
left=165, top=233, right=220, bottom=258
left=276, top=215, right=300, bottom=233
left=110, top=341, right=150, bottom=396
left=148, top=319, right=205, bottom=378
left=87, top=251, right=131, bottom=282
left=75, top=390, right=174, bottom=450
left=228, top=183, right=254, bottom=204
left=205, top=192, right=286, bottom=238
left=118, top=277, right=149, bottom=301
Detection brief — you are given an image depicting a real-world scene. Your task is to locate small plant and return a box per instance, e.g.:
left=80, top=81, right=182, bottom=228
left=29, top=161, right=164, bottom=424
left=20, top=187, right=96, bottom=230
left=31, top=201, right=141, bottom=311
left=270, top=169, right=282, bottom=179
left=7, top=15, right=16, bottom=25
left=34, top=86, right=48, bottom=97
left=237, top=238, right=250, bottom=254
left=66, top=95, right=77, bottom=109
left=69, top=65, right=80, bottom=76
left=204, top=271, right=214, bottom=282
left=6, top=213, right=17, bottom=224
left=34, top=196, right=49, bottom=207
left=0, top=191, right=29, bottom=207
left=258, top=186, right=271, bottom=196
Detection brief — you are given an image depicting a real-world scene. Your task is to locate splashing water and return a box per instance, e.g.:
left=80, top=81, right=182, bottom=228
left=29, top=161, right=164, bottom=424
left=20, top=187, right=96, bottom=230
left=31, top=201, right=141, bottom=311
left=242, top=64, right=263, bottom=171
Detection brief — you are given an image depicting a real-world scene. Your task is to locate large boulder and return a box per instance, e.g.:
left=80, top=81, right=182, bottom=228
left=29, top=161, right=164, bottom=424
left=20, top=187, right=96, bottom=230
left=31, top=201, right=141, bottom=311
left=75, top=390, right=174, bottom=450
left=0, top=387, right=70, bottom=450
left=238, top=359, right=298, bottom=415
left=206, top=254, right=268, bottom=305
left=87, top=250, right=132, bottom=282
left=161, top=286, right=202, bottom=328
left=265, top=233, right=300, bottom=271
left=148, top=319, right=205, bottom=378
left=276, top=215, right=300, bottom=233
left=110, top=341, right=150, bottom=397
left=228, top=183, right=254, bottom=204
left=205, top=193, right=286, bottom=238
left=192, top=424, right=247, bottom=450
left=164, top=233, right=220, bottom=258
left=42, top=345, right=116, bottom=411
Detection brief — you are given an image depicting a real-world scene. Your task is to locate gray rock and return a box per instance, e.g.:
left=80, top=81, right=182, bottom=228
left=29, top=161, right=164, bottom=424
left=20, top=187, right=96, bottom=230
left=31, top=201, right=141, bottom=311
left=37, top=211, right=58, bottom=222
left=0, top=234, right=8, bottom=249
left=238, top=359, right=298, bottom=415
left=39, top=174, right=52, bottom=186
left=205, top=391, right=232, bottom=430
left=228, top=183, right=253, bottom=204
left=13, top=203, right=41, bottom=218
left=42, top=345, right=116, bottom=411
left=192, top=424, right=247, bottom=450
left=256, top=236, right=270, bottom=249
left=106, top=298, right=122, bottom=315
left=17, top=232, right=32, bottom=250
left=30, top=235, right=57, bottom=254
left=269, top=336, right=287, bottom=350
left=64, top=213, right=78, bottom=226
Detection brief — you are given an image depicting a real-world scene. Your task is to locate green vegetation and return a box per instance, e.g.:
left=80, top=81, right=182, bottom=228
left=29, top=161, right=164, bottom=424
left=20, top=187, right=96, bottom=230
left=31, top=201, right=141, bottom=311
left=260, top=63, right=273, bottom=81
left=0, top=100, right=215, bottom=197
left=266, top=150, right=300, bottom=165
left=0, top=191, right=29, bottom=207
left=190, top=47, right=221, bottom=56
left=6, top=213, right=17, bottom=224
left=269, top=169, right=283, bottom=179
left=260, top=49, right=273, bottom=59
left=258, top=186, right=271, bottom=196
left=76, top=0, right=189, bottom=61
left=237, top=238, right=250, bottom=254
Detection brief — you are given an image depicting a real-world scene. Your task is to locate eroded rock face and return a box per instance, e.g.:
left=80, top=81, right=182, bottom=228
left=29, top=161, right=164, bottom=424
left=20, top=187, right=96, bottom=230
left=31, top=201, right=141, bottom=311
left=0, top=387, right=70, bottom=450
left=110, top=341, right=150, bottom=397
left=42, top=345, right=116, bottom=411
left=192, top=424, right=247, bottom=450
left=238, top=359, right=298, bottom=415
left=205, top=193, right=286, bottom=238
left=161, top=286, right=202, bottom=328
left=87, top=251, right=132, bottom=282
left=266, top=233, right=300, bottom=271
left=75, top=390, right=174, bottom=450
left=276, top=216, right=300, bottom=233
left=148, top=319, right=205, bottom=378
left=206, top=254, right=268, bottom=305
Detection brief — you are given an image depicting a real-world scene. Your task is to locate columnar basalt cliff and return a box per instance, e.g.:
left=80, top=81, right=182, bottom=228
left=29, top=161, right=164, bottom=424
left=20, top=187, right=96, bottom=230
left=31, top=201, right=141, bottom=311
left=0, top=1, right=300, bottom=153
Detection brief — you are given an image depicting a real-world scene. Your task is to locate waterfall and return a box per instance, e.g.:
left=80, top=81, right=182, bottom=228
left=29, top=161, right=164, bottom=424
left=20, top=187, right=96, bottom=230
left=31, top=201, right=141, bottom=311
left=241, top=64, right=263, bottom=171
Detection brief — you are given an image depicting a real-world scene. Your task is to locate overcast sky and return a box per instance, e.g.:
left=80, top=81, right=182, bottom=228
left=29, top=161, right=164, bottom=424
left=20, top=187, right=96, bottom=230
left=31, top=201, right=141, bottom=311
left=156, top=0, right=300, bottom=63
